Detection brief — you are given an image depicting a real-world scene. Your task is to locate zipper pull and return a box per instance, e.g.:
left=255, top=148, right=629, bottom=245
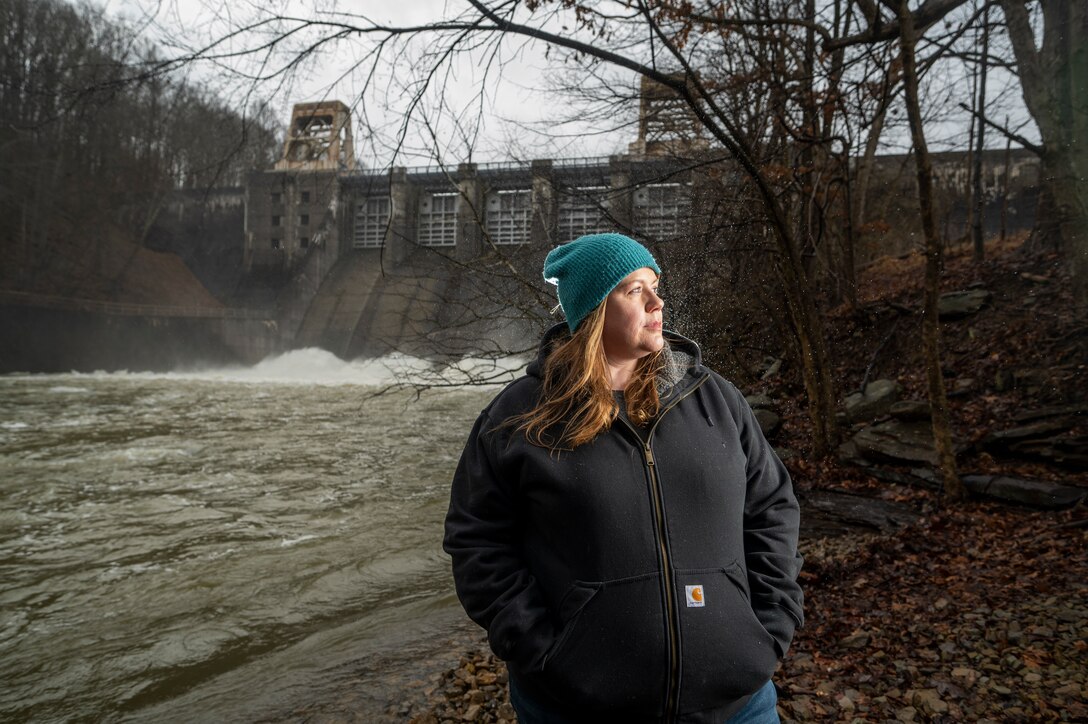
left=645, top=446, right=655, bottom=465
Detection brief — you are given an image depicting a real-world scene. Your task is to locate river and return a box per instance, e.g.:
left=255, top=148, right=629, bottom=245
left=0, top=350, right=521, bottom=723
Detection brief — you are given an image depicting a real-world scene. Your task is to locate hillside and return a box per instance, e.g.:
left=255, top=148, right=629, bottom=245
left=770, top=235, right=1086, bottom=490
left=1, top=218, right=223, bottom=308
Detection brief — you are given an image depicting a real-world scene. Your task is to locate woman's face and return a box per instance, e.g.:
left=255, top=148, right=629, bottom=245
left=602, top=267, right=665, bottom=363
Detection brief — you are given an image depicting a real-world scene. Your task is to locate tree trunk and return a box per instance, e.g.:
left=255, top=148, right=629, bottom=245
left=964, top=58, right=977, bottom=245
left=822, top=0, right=856, bottom=308
left=897, top=0, right=967, bottom=502
left=1000, top=118, right=1011, bottom=241
left=853, top=56, right=898, bottom=239
left=972, top=4, right=991, bottom=262
left=799, top=0, right=819, bottom=283
left=840, top=149, right=858, bottom=309
left=1041, top=149, right=1088, bottom=301
left=775, top=248, right=840, bottom=456
left=1000, top=0, right=1088, bottom=307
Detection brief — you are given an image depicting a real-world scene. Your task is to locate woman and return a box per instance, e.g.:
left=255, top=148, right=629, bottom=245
left=444, top=233, right=803, bottom=723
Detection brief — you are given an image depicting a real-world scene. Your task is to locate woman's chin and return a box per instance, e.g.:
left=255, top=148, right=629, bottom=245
left=644, top=333, right=665, bottom=353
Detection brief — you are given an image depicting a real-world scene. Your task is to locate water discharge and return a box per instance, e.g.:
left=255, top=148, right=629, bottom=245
left=0, top=349, right=526, bottom=721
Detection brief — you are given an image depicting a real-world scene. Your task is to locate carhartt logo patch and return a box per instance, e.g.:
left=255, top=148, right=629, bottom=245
left=685, top=584, right=705, bottom=607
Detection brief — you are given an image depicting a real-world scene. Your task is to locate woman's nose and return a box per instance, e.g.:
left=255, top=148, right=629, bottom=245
left=647, top=290, right=664, bottom=312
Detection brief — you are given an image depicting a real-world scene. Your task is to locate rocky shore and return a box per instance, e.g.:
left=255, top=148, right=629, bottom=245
left=406, top=650, right=515, bottom=724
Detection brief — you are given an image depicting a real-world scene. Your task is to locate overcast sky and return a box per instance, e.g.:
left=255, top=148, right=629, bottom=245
left=85, top=0, right=1037, bottom=169
left=85, top=0, right=637, bottom=166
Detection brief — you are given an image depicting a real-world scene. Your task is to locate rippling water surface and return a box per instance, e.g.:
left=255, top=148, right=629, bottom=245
left=0, top=350, right=517, bottom=722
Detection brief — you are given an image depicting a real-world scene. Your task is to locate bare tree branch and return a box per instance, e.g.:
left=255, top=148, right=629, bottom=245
left=957, top=101, right=1043, bottom=154
left=825, top=0, right=972, bottom=50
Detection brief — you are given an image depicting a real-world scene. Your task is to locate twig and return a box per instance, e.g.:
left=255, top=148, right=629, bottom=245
left=956, top=102, right=1044, bottom=156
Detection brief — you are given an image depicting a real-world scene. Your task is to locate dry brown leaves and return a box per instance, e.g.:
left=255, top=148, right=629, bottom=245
left=783, top=502, right=1088, bottom=722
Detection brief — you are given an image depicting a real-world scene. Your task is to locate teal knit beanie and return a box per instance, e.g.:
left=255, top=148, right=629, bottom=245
left=543, top=233, right=661, bottom=332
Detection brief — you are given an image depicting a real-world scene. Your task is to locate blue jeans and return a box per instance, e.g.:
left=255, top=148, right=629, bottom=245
left=508, top=678, right=779, bottom=723
left=726, top=680, right=779, bottom=724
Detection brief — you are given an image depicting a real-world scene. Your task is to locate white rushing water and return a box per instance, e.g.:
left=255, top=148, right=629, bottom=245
left=0, top=350, right=526, bottom=722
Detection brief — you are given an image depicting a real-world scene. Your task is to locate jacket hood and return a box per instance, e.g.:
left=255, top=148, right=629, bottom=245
left=526, top=322, right=706, bottom=397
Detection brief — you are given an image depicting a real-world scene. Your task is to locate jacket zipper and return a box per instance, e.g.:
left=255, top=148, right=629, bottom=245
left=619, top=374, right=709, bottom=722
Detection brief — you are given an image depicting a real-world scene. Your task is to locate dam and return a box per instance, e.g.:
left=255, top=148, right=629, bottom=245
left=235, top=100, right=1040, bottom=366
left=1, top=96, right=1042, bottom=372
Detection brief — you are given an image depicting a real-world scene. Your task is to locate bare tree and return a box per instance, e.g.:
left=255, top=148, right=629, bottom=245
left=999, top=0, right=1087, bottom=307
left=971, top=2, right=991, bottom=262
left=894, top=0, right=967, bottom=501
left=0, top=0, right=280, bottom=298
left=824, top=0, right=979, bottom=501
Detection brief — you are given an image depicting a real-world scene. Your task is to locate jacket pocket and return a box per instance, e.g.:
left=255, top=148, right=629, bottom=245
left=674, top=564, right=779, bottom=712
left=540, top=572, right=668, bottom=714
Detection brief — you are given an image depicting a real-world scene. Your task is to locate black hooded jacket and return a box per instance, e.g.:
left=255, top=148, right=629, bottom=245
left=443, top=327, right=804, bottom=722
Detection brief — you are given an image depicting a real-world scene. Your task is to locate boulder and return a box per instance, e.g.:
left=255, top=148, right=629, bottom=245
left=984, top=419, right=1073, bottom=447
left=961, top=475, right=1087, bottom=508
left=745, top=393, right=775, bottom=410
left=753, top=409, right=781, bottom=437
left=938, top=289, right=992, bottom=320
left=759, top=357, right=783, bottom=380
left=948, top=377, right=976, bottom=397
left=844, top=379, right=902, bottom=422
left=889, top=400, right=931, bottom=421
left=1005, top=435, right=1088, bottom=469
left=863, top=467, right=1087, bottom=510
left=850, top=419, right=962, bottom=467
left=837, top=438, right=867, bottom=466
left=1014, top=404, right=1088, bottom=423
left=798, top=489, right=922, bottom=537
left=982, top=418, right=1088, bottom=469
left=1013, top=368, right=1050, bottom=394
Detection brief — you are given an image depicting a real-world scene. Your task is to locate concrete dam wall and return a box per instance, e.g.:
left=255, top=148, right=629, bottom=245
left=293, top=247, right=544, bottom=362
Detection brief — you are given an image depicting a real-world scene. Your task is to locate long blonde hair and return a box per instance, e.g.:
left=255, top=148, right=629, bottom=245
left=516, top=303, right=665, bottom=450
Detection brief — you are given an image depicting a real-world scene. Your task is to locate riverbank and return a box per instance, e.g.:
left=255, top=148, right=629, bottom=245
left=395, top=496, right=1085, bottom=723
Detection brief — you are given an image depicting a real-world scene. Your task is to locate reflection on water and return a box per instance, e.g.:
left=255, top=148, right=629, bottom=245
left=0, top=350, right=518, bottom=722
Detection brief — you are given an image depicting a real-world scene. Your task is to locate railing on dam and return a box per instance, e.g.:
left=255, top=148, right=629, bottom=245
left=345, top=155, right=615, bottom=177
left=0, top=290, right=275, bottom=321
